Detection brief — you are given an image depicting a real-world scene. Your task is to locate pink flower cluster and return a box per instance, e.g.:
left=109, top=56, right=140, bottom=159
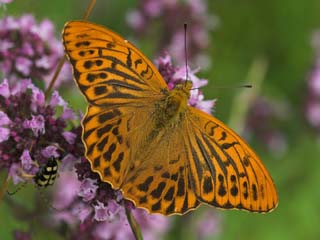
left=0, top=15, right=71, bottom=88
left=126, top=0, right=217, bottom=67
left=0, top=78, right=82, bottom=184
left=52, top=162, right=170, bottom=240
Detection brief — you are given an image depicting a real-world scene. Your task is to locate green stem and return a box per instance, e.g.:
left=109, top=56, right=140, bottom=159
left=228, top=57, right=268, bottom=133
left=125, top=207, right=144, bottom=240
left=44, top=0, right=97, bottom=100
left=0, top=171, right=10, bottom=205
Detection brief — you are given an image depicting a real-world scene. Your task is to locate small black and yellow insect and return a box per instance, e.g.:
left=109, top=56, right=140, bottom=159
left=7, top=157, right=59, bottom=196
left=34, top=157, right=58, bottom=187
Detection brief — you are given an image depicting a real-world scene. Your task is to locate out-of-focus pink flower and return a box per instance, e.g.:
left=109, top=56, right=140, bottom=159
left=49, top=90, right=68, bottom=107
left=133, top=208, right=170, bottom=240
left=0, top=0, right=13, bottom=4
left=13, top=230, right=32, bottom=240
left=53, top=171, right=81, bottom=210
left=126, top=10, right=146, bottom=31
left=126, top=0, right=217, bottom=67
left=28, top=84, right=45, bottom=111
left=0, top=15, right=72, bottom=88
left=0, top=111, right=11, bottom=142
left=0, top=127, right=10, bottom=142
left=15, top=57, right=32, bottom=76
left=41, top=145, right=59, bottom=158
left=60, top=154, right=78, bottom=171
left=196, top=211, right=220, bottom=240
left=0, top=111, right=11, bottom=125
left=306, top=31, right=320, bottom=132
left=9, top=163, right=24, bottom=185
left=0, top=79, right=10, bottom=98
left=245, top=97, right=289, bottom=156
left=62, top=131, right=77, bottom=144
left=61, top=106, right=77, bottom=121
left=20, top=149, right=33, bottom=171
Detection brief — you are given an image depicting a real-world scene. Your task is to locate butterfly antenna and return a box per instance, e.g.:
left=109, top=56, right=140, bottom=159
left=191, top=84, right=252, bottom=91
left=184, top=23, right=189, bottom=84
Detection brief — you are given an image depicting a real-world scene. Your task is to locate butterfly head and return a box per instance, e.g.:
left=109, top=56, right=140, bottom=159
left=173, top=80, right=193, bottom=96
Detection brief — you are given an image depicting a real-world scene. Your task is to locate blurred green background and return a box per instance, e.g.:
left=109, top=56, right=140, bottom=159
left=2, top=0, right=320, bottom=239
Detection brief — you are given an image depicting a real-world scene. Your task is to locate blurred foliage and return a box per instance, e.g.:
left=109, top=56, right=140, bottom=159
left=1, top=0, right=320, bottom=239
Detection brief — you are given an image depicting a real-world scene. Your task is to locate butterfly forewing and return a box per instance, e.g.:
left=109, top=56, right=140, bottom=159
left=63, top=21, right=168, bottom=190
left=186, top=107, right=278, bottom=212
left=63, top=21, right=168, bottom=107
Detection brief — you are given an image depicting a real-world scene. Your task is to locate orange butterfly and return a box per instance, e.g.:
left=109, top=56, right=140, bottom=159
left=62, top=21, right=278, bottom=215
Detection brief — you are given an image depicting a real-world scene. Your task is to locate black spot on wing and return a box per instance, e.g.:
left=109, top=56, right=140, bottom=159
left=103, top=143, right=116, bottom=161
left=138, top=176, right=153, bottom=192
left=104, top=167, right=111, bottom=177
left=99, top=111, right=118, bottom=123
left=75, top=41, right=90, bottom=47
left=97, top=124, right=113, bottom=138
left=243, top=181, right=249, bottom=199
left=164, top=187, right=175, bottom=201
left=97, top=136, right=109, bottom=151
left=252, top=184, right=258, bottom=201
left=151, top=200, right=161, bottom=211
left=177, top=177, right=185, bottom=196
left=166, top=201, right=175, bottom=215
left=112, top=152, right=124, bottom=172
left=203, top=176, right=213, bottom=194
left=221, top=141, right=238, bottom=149
left=94, top=86, right=106, bottom=96
left=218, top=174, right=227, bottom=197
left=93, top=157, right=100, bottom=168
left=126, top=49, right=132, bottom=68
left=170, top=172, right=179, bottom=181
left=161, top=172, right=170, bottom=179
left=151, top=182, right=166, bottom=198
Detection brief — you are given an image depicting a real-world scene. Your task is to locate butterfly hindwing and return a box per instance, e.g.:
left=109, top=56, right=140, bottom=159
left=185, top=107, right=278, bottom=212
left=121, top=126, right=200, bottom=215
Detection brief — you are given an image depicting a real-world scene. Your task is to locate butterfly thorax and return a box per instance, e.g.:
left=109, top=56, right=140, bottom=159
left=154, top=81, right=192, bottom=129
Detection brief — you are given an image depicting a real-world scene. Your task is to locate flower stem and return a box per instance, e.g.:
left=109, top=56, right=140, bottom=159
left=0, top=171, right=10, bottom=205
left=44, top=0, right=97, bottom=100
left=228, top=57, right=268, bottom=133
left=83, top=0, right=96, bottom=19
left=125, top=208, right=144, bottom=240
left=44, top=56, right=66, bottom=100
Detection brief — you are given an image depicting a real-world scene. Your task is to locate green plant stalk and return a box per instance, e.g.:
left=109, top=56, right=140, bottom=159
left=125, top=207, right=144, bottom=240
left=228, top=57, right=268, bottom=134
